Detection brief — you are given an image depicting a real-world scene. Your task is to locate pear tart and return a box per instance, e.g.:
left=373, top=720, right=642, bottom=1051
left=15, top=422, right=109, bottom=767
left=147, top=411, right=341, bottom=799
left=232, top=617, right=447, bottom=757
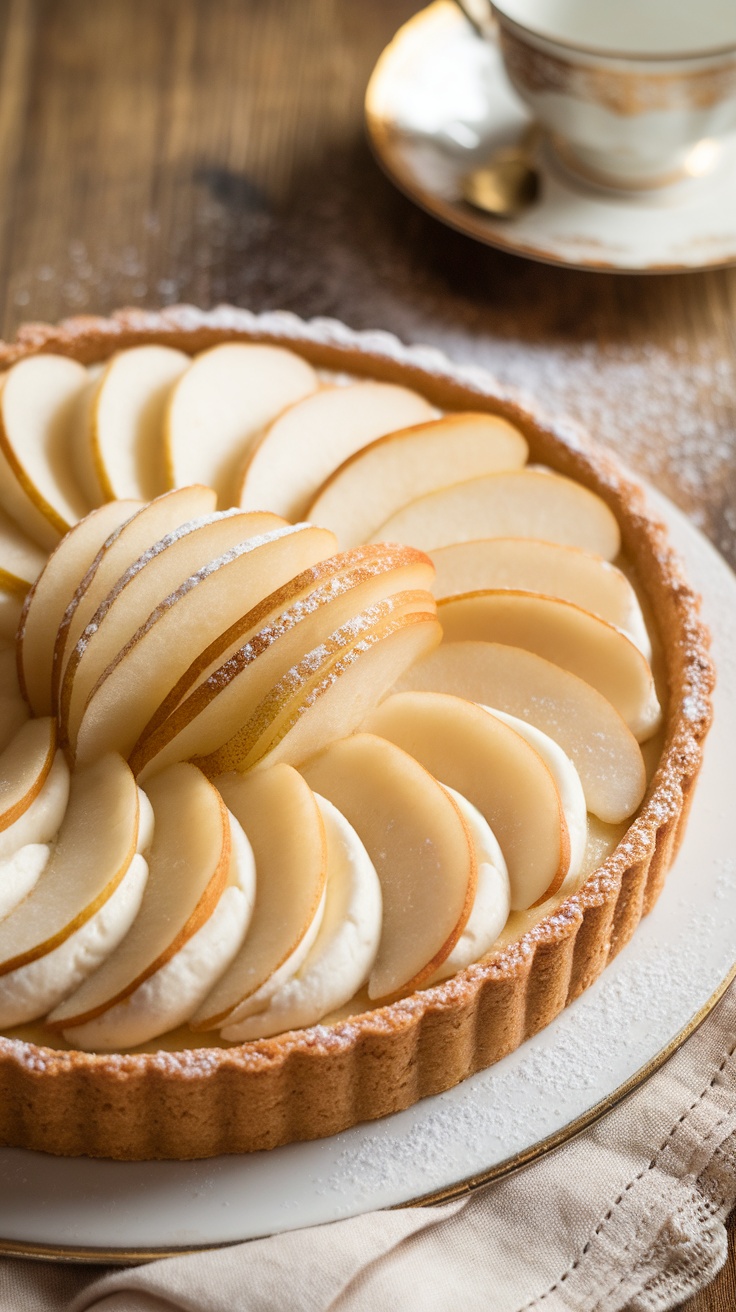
left=0, top=307, right=712, bottom=1161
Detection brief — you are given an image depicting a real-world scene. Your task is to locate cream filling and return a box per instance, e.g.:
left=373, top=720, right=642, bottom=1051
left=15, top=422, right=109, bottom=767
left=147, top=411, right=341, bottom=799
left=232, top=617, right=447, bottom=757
left=61, top=812, right=256, bottom=1051
left=481, top=705, right=588, bottom=888
left=619, top=596, right=651, bottom=662
left=220, top=884, right=327, bottom=1028
left=0, top=751, right=70, bottom=862
left=0, top=844, right=51, bottom=922
left=221, top=795, right=382, bottom=1042
left=0, top=854, right=149, bottom=1028
left=426, top=785, right=511, bottom=985
left=136, top=786, right=155, bottom=855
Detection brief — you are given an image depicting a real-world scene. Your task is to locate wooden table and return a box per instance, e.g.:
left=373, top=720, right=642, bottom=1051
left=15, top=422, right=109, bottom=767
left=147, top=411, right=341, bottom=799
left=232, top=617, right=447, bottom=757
left=0, top=1, right=734, bottom=1302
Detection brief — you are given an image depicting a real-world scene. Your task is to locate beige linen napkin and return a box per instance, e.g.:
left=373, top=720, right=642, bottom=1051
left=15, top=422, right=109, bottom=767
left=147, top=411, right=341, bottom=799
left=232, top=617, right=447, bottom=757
left=2, top=979, right=735, bottom=1312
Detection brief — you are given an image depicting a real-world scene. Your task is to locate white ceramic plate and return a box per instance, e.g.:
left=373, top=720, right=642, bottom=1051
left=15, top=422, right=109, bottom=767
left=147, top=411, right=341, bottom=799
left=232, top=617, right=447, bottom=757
left=0, top=481, right=734, bottom=1261
left=365, top=1, right=736, bottom=273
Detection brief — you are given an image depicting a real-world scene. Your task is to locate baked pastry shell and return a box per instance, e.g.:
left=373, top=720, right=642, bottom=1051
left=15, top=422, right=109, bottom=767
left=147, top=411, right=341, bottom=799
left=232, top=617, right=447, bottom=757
left=0, top=306, right=714, bottom=1160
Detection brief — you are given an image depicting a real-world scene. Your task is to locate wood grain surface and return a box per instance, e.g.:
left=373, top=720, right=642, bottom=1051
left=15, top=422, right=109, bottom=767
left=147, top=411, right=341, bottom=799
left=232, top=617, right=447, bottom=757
left=0, top=0, right=733, bottom=1302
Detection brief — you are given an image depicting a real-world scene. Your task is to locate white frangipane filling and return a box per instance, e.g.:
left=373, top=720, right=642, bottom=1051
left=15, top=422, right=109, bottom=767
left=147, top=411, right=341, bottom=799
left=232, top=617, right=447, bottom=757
left=136, top=786, right=155, bottom=854
left=426, top=785, right=511, bottom=985
left=0, top=844, right=50, bottom=922
left=220, top=883, right=327, bottom=1028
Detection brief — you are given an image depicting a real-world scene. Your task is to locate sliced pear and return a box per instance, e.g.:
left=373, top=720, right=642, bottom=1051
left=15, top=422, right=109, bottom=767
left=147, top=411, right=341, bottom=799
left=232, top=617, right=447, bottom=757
left=397, top=641, right=646, bottom=823
left=306, top=414, right=529, bottom=548
left=60, top=510, right=289, bottom=753
left=0, top=645, right=29, bottom=752
left=430, top=538, right=651, bottom=657
left=52, top=485, right=216, bottom=709
left=0, top=355, right=91, bottom=548
left=129, top=558, right=433, bottom=778
left=0, top=569, right=29, bottom=611
left=370, top=469, right=621, bottom=560
left=0, top=718, right=56, bottom=832
left=0, top=753, right=138, bottom=975
left=364, top=691, right=569, bottom=910
left=220, top=794, right=381, bottom=1041
left=76, top=345, right=189, bottom=504
left=0, top=583, right=22, bottom=642
left=74, top=522, right=338, bottom=766
left=133, top=542, right=432, bottom=751
left=438, top=590, right=661, bottom=741
left=192, top=765, right=328, bottom=1029
left=47, top=762, right=231, bottom=1029
left=17, top=499, right=141, bottom=716
left=164, top=343, right=318, bottom=507
left=301, top=732, right=475, bottom=1000
left=190, top=603, right=440, bottom=778
left=239, top=381, right=437, bottom=522
left=0, top=502, right=47, bottom=590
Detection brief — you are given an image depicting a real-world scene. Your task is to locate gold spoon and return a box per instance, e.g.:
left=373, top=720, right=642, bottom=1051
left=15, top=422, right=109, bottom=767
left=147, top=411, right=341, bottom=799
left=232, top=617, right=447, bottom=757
left=462, top=127, right=540, bottom=219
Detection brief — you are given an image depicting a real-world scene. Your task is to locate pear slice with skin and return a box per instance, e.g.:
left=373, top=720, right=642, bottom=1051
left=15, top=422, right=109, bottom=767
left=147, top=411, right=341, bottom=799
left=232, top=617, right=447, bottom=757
left=0, top=502, right=47, bottom=590
left=238, top=381, right=437, bottom=522
left=77, top=345, right=189, bottom=504
left=438, top=590, right=661, bottom=742
left=0, top=645, right=29, bottom=752
left=301, top=732, right=476, bottom=1000
left=370, top=469, right=621, bottom=561
left=220, top=794, right=381, bottom=1042
left=132, top=542, right=433, bottom=752
left=51, top=485, right=216, bottom=710
left=60, top=509, right=289, bottom=755
left=0, top=355, right=91, bottom=549
left=129, top=553, right=433, bottom=778
left=47, top=763, right=231, bottom=1031
left=0, top=718, right=56, bottom=832
left=306, top=413, right=529, bottom=548
left=429, top=538, right=651, bottom=658
left=17, top=499, right=142, bottom=716
left=0, top=753, right=138, bottom=975
left=184, top=601, right=440, bottom=779
left=364, top=691, right=570, bottom=911
left=165, top=343, right=319, bottom=508
left=73, top=521, right=337, bottom=766
left=397, top=641, right=646, bottom=824
left=192, top=765, right=328, bottom=1030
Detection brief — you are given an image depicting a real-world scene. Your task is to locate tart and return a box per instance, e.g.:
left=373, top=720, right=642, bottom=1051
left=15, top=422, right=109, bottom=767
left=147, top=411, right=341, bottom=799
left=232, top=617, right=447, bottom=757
left=0, top=307, right=713, bottom=1160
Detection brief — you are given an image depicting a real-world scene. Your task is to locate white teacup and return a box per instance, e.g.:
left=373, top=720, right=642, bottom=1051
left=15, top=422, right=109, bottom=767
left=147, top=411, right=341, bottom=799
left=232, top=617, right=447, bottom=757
left=457, top=0, right=736, bottom=189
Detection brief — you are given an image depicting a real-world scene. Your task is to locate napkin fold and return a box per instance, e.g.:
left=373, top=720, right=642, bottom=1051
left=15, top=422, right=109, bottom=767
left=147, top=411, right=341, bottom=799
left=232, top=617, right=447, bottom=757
left=2, top=981, right=735, bottom=1312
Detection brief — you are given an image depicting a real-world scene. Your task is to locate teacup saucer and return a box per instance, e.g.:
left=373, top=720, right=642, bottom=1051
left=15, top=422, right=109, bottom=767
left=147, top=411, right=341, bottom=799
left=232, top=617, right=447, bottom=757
left=365, top=1, right=736, bottom=273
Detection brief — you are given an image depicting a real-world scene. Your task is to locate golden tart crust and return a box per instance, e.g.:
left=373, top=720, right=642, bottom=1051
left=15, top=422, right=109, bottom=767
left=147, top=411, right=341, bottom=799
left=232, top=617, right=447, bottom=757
left=0, top=306, right=714, bottom=1160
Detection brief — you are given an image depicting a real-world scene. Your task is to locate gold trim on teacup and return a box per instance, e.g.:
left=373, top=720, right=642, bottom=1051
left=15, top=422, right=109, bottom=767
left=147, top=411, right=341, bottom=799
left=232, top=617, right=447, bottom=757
left=499, top=27, right=736, bottom=116
left=491, top=2, right=736, bottom=63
